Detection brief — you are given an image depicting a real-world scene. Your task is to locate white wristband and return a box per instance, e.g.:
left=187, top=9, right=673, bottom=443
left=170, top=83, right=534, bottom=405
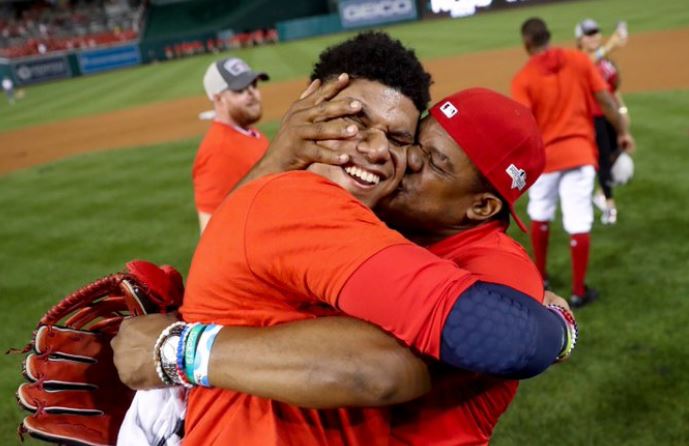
left=192, top=324, right=222, bottom=387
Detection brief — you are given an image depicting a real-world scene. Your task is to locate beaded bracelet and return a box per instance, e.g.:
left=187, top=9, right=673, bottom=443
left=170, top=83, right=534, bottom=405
left=153, top=321, right=186, bottom=386
left=184, top=323, right=206, bottom=385
left=546, top=304, right=578, bottom=362
left=192, top=324, right=222, bottom=387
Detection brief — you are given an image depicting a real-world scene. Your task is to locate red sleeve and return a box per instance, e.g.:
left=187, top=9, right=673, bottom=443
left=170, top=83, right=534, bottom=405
left=462, top=249, right=544, bottom=303
left=193, top=157, right=246, bottom=215
left=338, top=244, right=478, bottom=359
left=245, top=172, right=410, bottom=305
left=193, top=127, right=266, bottom=214
left=192, top=128, right=237, bottom=214
left=581, top=52, right=608, bottom=94
left=511, top=72, right=532, bottom=110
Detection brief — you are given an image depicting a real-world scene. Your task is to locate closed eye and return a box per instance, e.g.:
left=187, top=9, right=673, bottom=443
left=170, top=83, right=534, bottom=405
left=421, top=146, right=448, bottom=174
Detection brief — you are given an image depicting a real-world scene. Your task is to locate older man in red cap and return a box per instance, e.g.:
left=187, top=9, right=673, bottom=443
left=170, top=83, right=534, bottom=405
left=114, top=83, right=575, bottom=445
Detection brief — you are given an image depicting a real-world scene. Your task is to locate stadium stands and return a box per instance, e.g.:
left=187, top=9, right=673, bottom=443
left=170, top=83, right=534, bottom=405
left=0, top=0, right=143, bottom=58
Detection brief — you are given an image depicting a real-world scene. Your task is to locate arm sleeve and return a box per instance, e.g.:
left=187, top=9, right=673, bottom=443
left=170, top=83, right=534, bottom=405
left=338, top=244, right=478, bottom=358
left=193, top=149, right=245, bottom=214
left=582, top=53, right=609, bottom=94
left=339, top=246, right=565, bottom=378
left=440, top=282, right=565, bottom=379
left=511, top=75, right=532, bottom=109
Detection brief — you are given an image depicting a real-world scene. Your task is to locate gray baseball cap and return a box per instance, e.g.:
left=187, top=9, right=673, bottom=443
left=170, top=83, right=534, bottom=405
left=203, top=57, right=269, bottom=100
left=575, top=18, right=600, bottom=38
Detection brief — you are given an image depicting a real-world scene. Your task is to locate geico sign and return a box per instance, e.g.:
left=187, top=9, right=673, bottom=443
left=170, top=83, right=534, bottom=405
left=343, top=0, right=414, bottom=21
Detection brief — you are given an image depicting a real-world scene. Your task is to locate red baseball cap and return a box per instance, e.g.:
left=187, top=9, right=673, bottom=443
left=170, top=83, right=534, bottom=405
left=429, top=88, right=545, bottom=232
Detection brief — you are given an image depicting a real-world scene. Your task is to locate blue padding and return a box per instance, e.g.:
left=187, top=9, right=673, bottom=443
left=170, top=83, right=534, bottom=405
left=440, top=282, right=565, bottom=379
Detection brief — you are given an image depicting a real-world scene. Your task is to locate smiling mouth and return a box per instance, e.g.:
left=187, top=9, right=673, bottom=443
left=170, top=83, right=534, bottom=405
left=344, top=165, right=381, bottom=186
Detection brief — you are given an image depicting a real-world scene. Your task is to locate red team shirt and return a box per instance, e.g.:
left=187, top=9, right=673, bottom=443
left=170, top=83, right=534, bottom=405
left=192, top=121, right=269, bottom=214
left=511, top=48, right=608, bottom=172
left=390, top=221, right=543, bottom=445
left=180, top=171, right=542, bottom=445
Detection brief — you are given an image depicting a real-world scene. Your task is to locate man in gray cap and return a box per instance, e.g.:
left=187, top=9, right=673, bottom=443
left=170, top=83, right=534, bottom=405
left=193, top=57, right=270, bottom=232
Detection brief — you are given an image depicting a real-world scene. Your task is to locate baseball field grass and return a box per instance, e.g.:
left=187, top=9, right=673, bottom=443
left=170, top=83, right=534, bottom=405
left=2, top=0, right=689, bottom=444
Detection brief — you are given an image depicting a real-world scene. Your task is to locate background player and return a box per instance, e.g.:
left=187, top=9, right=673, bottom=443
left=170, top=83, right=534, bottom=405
left=576, top=18, right=633, bottom=224
left=2, top=76, right=15, bottom=105
left=512, top=17, right=635, bottom=307
left=192, top=57, right=269, bottom=232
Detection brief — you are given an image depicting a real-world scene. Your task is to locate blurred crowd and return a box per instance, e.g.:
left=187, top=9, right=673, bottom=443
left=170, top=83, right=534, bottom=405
left=0, top=0, right=143, bottom=58
left=162, top=29, right=279, bottom=61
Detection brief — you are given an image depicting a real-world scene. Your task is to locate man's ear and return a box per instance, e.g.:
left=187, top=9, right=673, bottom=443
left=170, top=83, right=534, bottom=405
left=213, top=92, right=226, bottom=105
left=466, top=192, right=503, bottom=222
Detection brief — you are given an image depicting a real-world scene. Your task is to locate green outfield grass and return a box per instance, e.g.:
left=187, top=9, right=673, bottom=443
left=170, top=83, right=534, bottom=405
left=0, top=0, right=688, bottom=132
left=1, top=89, right=688, bottom=444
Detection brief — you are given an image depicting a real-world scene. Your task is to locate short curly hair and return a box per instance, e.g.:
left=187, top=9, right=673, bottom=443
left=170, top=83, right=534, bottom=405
left=310, top=31, right=432, bottom=112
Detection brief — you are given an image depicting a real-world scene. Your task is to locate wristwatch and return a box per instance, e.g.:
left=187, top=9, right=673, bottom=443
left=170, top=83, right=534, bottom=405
left=160, top=334, right=181, bottom=384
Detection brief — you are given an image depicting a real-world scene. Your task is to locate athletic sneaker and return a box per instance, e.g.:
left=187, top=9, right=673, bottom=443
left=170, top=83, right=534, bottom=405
left=601, top=207, right=618, bottom=225
left=592, top=191, right=607, bottom=212
left=570, top=286, right=599, bottom=309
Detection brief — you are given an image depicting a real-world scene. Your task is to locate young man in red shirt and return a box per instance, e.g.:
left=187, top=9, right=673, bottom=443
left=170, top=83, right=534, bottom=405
left=114, top=33, right=574, bottom=445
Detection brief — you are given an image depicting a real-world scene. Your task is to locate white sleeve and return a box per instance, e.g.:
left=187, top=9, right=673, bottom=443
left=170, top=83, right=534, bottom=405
left=117, top=388, right=187, bottom=446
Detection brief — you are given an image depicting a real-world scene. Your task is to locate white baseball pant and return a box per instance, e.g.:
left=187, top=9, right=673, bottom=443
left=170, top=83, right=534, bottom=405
left=527, top=165, right=596, bottom=234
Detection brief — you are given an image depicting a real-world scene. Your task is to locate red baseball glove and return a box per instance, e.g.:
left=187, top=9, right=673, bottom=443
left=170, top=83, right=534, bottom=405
left=15, top=260, right=184, bottom=446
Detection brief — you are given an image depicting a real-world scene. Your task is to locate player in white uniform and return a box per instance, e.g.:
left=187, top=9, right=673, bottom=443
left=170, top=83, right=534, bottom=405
left=512, top=18, right=634, bottom=307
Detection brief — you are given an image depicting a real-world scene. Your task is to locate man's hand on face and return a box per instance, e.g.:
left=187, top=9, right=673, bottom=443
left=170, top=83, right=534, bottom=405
left=264, top=73, right=367, bottom=171
left=111, top=313, right=179, bottom=390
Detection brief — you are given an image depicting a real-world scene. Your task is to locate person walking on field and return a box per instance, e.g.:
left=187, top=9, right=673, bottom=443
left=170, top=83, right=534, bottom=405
left=576, top=18, right=634, bottom=225
left=192, top=57, right=270, bottom=232
left=511, top=17, right=635, bottom=308
left=2, top=76, right=15, bottom=105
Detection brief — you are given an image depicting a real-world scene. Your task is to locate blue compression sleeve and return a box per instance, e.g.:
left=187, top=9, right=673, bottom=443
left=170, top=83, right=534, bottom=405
left=440, top=282, right=565, bottom=379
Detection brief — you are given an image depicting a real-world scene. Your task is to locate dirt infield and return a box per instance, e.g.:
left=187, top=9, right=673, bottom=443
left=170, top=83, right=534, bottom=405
left=2, top=28, right=689, bottom=175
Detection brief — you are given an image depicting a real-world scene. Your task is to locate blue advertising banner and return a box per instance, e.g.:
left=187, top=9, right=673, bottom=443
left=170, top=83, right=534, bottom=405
left=338, top=0, right=418, bottom=29
left=12, top=55, right=72, bottom=85
left=78, top=44, right=141, bottom=75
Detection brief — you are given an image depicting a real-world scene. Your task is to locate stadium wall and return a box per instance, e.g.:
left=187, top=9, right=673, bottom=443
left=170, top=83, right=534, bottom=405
left=0, top=43, right=144, bottom=86
left=140, top=0, right=330, bottom=61
left=277, top=0, right=570, bottom=43
left=277, top=13, right=343, bottom=42
left=0, top=60, right=13, bottom=82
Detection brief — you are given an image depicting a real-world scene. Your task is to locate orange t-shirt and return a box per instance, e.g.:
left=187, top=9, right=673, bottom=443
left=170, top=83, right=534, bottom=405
left=511, top=47, right=608, bottom=172
left=191, top=121, right=269, bottom=214
left=180, top=171, right=412, bottom=445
